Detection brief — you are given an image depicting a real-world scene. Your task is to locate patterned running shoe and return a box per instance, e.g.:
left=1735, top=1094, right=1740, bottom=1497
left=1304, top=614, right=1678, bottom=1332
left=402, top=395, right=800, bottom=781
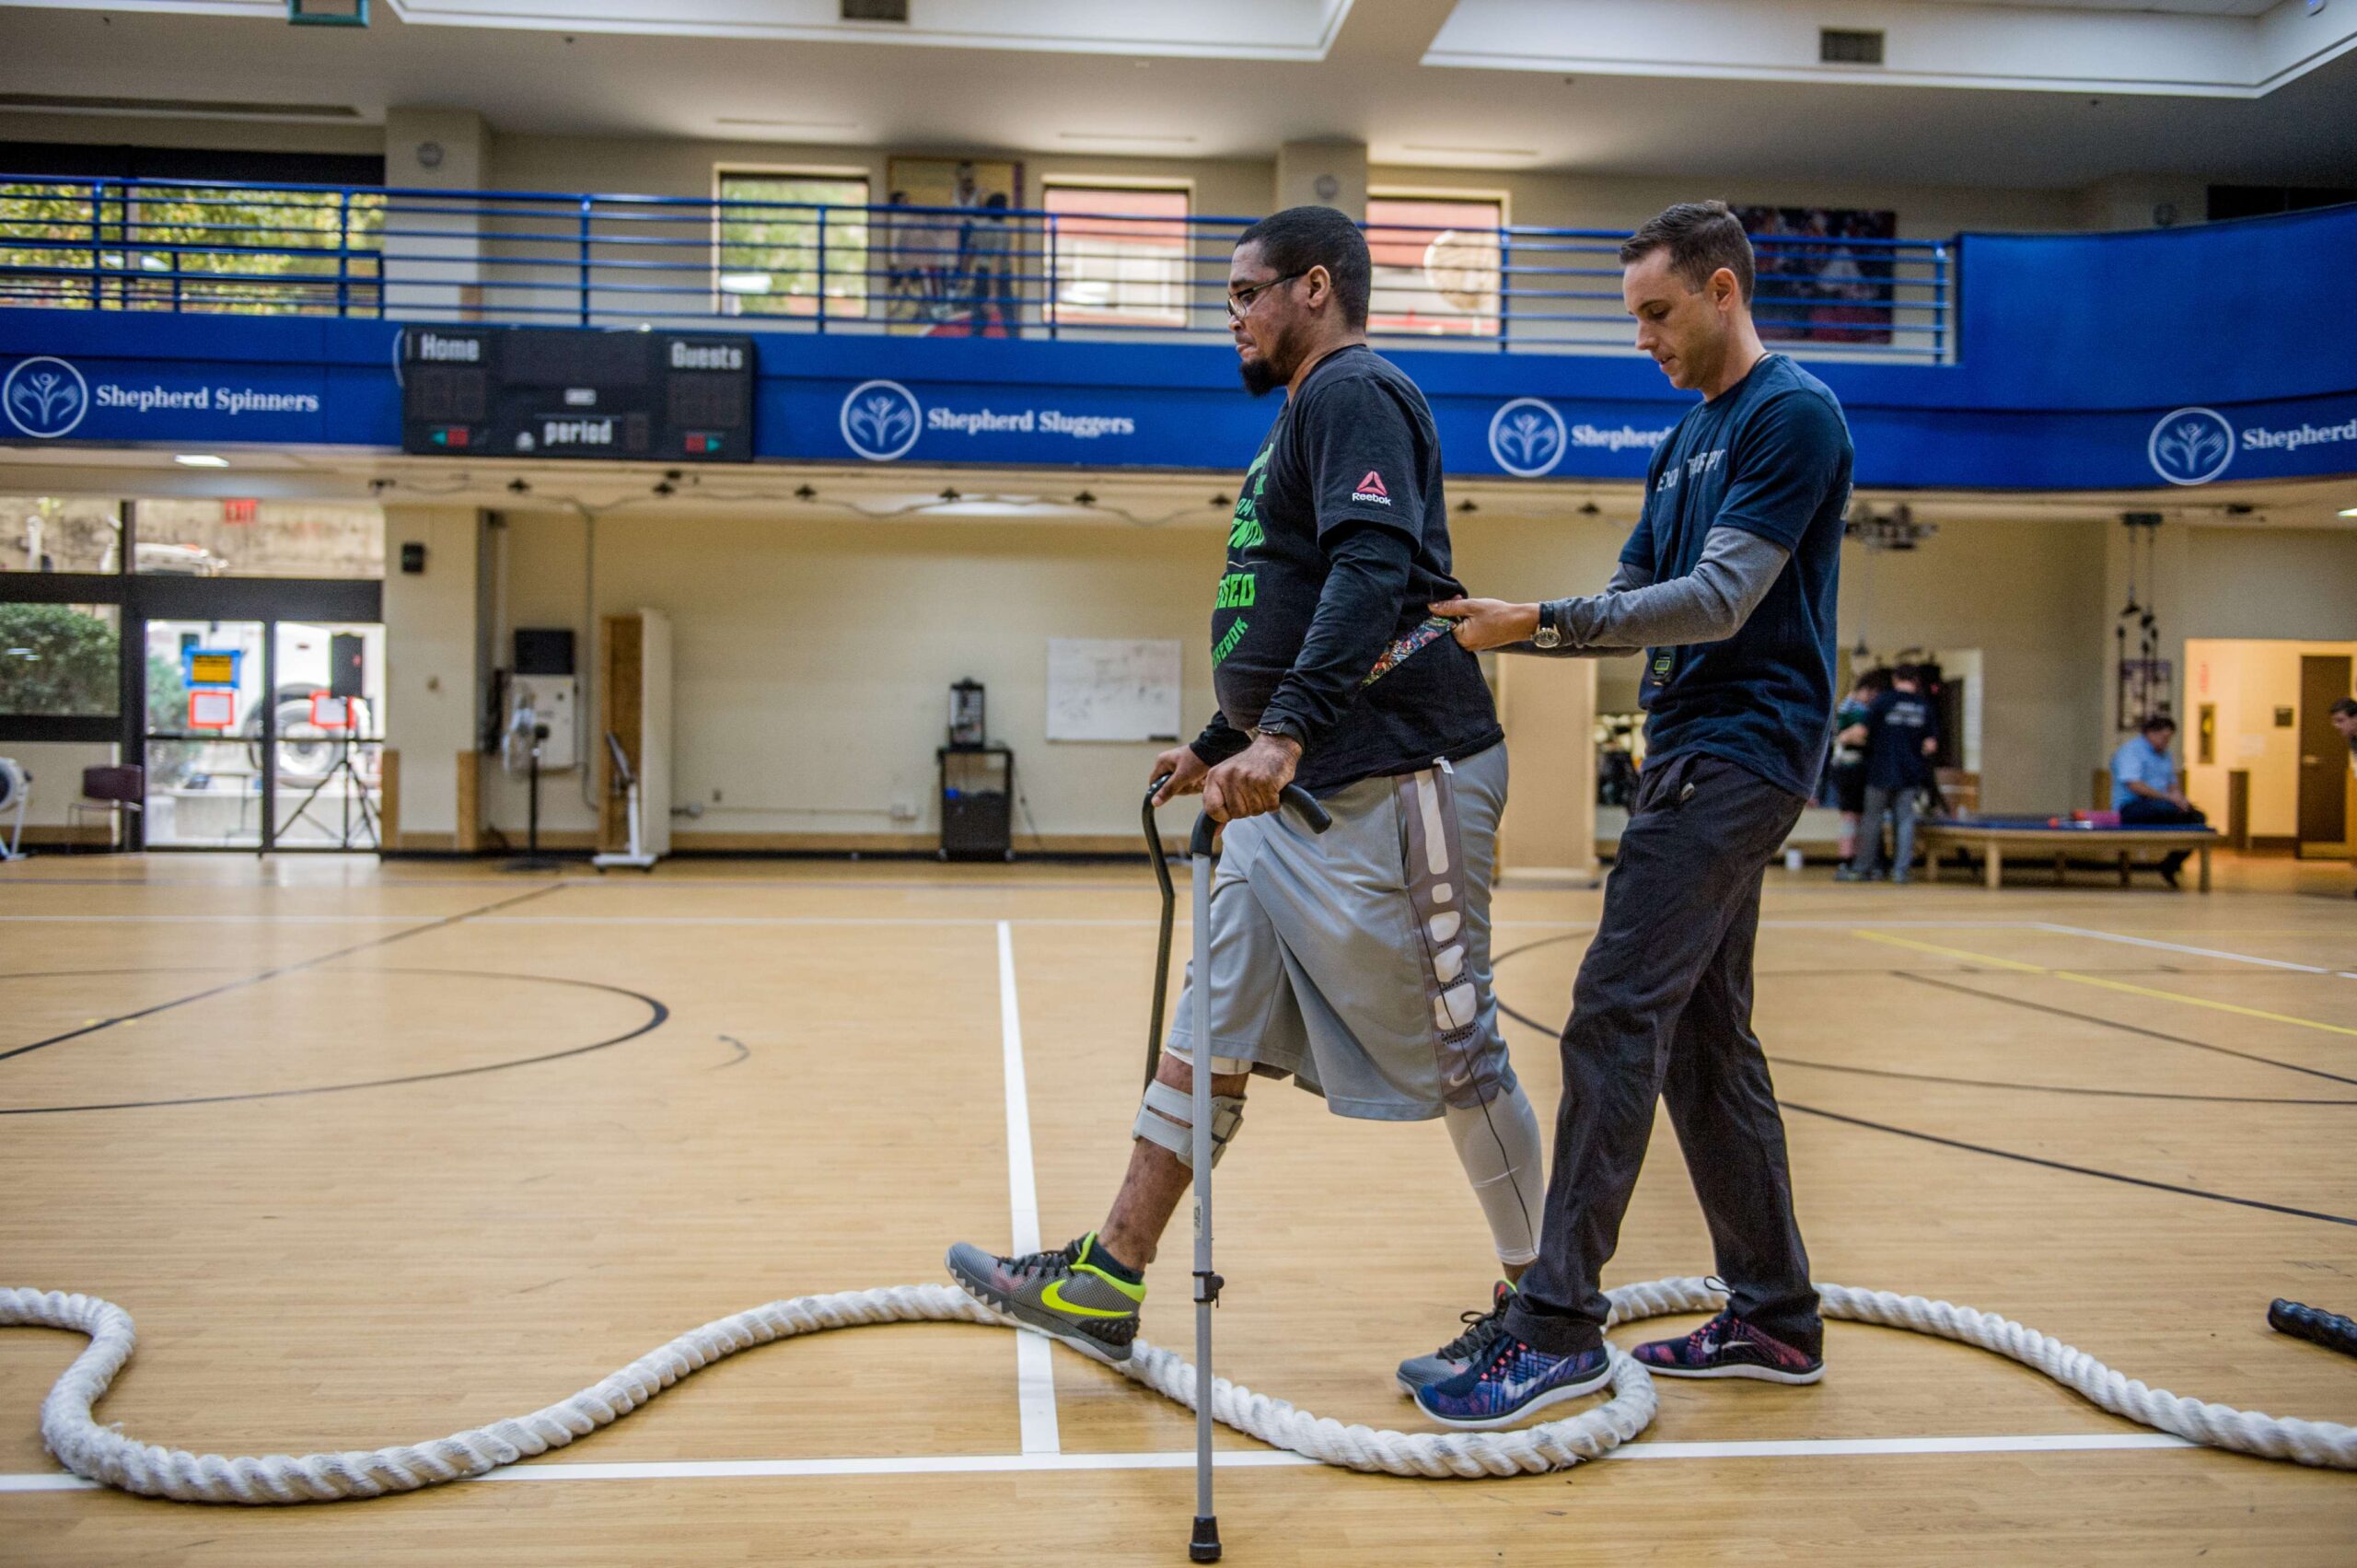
left=1396, top=1280, right=1516, bottom=1397
left=1413, top=1336, right=1612, bottom=1430
left=1631, top=1312, right=1824, bottom=1385
left=946, top=1232, right=1144, bottom=1365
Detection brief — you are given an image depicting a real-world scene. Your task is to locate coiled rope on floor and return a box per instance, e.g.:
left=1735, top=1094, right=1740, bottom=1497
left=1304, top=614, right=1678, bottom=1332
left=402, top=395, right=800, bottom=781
left=3, top=1275, right=2350, bottom=1504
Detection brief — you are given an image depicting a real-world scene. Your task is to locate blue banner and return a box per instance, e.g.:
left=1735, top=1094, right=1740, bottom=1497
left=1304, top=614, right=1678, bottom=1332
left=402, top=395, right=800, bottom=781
left=4, top=304, right=2353, bottom=491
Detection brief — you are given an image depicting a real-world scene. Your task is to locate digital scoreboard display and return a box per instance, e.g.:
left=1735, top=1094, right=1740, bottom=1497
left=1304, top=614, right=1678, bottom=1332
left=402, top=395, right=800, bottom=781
left=400, top=326, right=755, bottom=463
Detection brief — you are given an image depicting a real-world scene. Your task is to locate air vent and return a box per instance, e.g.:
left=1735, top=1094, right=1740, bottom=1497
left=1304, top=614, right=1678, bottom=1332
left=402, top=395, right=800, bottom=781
left=842, top=0, right=909, bottom=20
left=1819, top=28, right=1885, bottom=65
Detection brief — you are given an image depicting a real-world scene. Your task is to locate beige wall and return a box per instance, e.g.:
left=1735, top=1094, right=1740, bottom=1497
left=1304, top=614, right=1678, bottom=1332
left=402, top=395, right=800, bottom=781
left=2184, top=638, right=2357, bottom=839
left=1842, top=517, right=2111, bottom=814
left=4, top=741, right=114, bottom=831
left=1457, top=507, right=2112, bottom=816
left=1369, top=166, right=2082, bottom=239
left=1, top=110, right=2100, bottom=243
left=480, top=505, right=1228, bottom=845
left=378, top=505, right=483, bottom=846
left=2184, top=527, right=2357, bottom=645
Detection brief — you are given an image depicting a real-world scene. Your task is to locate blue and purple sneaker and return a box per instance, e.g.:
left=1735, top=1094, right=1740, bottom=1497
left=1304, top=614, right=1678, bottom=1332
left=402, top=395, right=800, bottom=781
left=1412, top=1336, right=1613, bottom=1430
left=1632, top=1312, right=1824, bottom=1384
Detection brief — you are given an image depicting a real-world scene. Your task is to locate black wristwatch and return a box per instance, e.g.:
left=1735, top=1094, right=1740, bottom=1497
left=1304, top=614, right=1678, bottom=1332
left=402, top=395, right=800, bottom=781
left=1252, top=718, right=1305, bottom=748
left=1533, top=601, right=1564, bottom=650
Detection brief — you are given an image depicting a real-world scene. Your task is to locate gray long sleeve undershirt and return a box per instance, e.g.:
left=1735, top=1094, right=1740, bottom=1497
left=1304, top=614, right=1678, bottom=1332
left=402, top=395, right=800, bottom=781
left=1519, top=526, right=1791, bottom=657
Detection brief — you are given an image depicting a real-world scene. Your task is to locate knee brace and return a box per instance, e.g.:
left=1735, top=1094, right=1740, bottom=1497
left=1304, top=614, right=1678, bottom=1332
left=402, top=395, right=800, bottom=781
left=1132, top=1076, right=1245, bottom=1168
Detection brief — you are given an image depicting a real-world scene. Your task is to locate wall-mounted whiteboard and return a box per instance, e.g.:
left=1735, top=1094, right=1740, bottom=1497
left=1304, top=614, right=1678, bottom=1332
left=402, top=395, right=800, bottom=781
left=1047, top=638, right=1183, bottom=742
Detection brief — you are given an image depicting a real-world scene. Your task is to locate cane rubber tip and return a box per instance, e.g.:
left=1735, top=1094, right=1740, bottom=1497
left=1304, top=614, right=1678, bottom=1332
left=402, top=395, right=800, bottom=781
left=1190, top=1516, right=1222, bottom=1562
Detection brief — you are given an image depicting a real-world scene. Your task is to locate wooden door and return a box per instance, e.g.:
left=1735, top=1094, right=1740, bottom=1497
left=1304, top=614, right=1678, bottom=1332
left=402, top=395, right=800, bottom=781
left=2295, top=654, right=2351, bottom=854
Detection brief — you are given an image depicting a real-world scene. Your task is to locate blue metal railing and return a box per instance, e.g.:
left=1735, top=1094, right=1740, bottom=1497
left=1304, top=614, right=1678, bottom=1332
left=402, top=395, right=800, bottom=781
left=0, top=176, right=1955, bottom=361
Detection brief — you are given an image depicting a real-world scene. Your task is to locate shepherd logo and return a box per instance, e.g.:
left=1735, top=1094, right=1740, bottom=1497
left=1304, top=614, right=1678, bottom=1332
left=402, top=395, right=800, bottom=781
left=2147, top=407, right=2235, bottom=486
left=4, top=356, right=89, bottom=438
left=1353, top=470, right=1390, bottom=505
left=1488, top=397, right=1566, bottom=478
left=841, top=379, right=922, bottom=461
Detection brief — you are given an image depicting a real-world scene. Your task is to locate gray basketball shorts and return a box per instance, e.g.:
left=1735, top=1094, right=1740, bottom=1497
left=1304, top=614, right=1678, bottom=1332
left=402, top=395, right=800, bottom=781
left=1164, top=739, right=1516, bottom=1121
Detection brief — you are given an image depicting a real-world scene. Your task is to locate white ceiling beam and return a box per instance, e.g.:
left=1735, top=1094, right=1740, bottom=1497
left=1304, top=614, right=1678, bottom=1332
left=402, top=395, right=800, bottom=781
left=1424, top=0, right=2357, bottom=98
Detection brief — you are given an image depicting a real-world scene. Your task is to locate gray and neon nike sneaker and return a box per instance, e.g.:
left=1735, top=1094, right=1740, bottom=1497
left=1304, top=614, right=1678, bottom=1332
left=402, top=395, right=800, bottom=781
left=946, top=1232, right=1146, bottom=1365
left=1396, top=1280, right=1516, bottom=1396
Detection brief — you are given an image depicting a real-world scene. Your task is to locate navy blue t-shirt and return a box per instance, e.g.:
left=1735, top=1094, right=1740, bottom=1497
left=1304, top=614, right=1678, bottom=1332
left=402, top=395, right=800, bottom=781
left=1863, top=688, right=1937, bottom=791
left=1624, top=354, right=1852, bottom=800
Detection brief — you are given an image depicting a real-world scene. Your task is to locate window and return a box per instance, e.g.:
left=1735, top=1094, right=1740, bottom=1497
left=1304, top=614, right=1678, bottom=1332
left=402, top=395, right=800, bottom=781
left=0, top=181, right=382, bottom=316
left=2, top=496, right=123, bottom=574
left=715, top=171, right=870, bottom=318
left=134, top=499, right=383, bottom=579
left=0, top=601, right=119, bottom=718
left=1365, top=193, right=1503, bottom=338
left=1042, top=183, right=1190, bottom=328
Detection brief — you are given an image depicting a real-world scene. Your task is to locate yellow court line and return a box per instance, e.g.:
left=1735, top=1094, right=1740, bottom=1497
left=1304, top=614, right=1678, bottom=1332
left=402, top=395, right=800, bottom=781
left=1848, top=929, right=2357, bottom=1040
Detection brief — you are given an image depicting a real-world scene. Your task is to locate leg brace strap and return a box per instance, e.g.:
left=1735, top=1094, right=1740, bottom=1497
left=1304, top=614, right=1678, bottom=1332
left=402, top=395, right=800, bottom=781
left=1132, top=1076, right=1245, bottom=1168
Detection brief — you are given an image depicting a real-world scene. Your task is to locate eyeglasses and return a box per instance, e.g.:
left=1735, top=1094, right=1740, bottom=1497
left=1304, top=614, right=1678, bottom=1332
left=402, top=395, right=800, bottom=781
left=1226, top=272, right=1306, bottom=320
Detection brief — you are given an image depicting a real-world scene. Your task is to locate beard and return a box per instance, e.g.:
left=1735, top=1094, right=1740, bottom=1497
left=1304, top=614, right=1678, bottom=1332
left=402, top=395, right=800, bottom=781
left=1237, top=320, right=1300, bottom=398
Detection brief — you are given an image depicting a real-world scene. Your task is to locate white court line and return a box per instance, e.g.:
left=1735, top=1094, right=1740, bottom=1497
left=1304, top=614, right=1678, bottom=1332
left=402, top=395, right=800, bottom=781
left=0, top=1432, right=2200, bottom=1493
left=0, top=914, right=425, bottom=925
left=996, top=920, right=1061, bottom=1458
left=2033, top=923, right=2337, bottom=975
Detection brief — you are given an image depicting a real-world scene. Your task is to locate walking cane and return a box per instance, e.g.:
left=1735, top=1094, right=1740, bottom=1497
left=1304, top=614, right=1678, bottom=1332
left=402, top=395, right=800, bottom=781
left=1179, top=784, right=1329, bottom=1562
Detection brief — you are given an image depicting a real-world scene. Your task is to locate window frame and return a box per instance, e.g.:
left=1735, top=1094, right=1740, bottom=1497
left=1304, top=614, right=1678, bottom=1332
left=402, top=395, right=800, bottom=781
left=1364, top=185, right=1511, bottom=339
left=711, top=163, right=876, bottom=320
left=1038, top=176, right=1196, bottom=331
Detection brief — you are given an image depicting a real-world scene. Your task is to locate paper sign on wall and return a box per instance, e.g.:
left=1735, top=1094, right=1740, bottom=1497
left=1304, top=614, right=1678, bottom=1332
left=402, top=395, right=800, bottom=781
left=189, top=690, right=236, bottom=729
left=1046, top=639, right=1182, bottom=743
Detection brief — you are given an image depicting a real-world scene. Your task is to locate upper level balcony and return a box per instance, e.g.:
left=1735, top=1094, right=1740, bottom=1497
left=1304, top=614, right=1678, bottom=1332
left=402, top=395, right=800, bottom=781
left=0, top=177, right=1954, bottom=364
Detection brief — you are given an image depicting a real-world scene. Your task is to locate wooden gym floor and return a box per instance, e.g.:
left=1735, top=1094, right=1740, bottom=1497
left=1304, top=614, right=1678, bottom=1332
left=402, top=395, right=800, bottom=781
left=1, top=852, right=2352, bottom=1565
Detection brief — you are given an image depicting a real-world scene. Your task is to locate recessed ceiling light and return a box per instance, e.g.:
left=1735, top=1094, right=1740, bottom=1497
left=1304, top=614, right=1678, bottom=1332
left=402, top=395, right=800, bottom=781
left=1057, top=131, right=1198, bottom=145
left=714, top=116, right=860, bottom=131
left=174, top=454, right=229, bottom=468
left=1401, top=143, right=1539, bottom=158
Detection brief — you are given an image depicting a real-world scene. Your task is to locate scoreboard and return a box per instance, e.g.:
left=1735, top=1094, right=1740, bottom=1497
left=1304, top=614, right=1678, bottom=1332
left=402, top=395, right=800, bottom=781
left=401, top=326, right=755, bottom=463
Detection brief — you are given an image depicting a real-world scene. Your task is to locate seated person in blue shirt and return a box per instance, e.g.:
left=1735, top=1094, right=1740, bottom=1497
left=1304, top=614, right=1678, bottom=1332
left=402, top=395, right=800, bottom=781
left=2110, top=714, right=2205, bottom=887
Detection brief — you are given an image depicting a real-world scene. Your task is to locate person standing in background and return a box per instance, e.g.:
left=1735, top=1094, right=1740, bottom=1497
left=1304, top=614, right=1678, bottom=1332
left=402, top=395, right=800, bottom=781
left=2330, top=696, right=2357, bottom=899
left=1829, top=668, right=1889, bottom=864
left=1840, top=664, right=1937, bottom=884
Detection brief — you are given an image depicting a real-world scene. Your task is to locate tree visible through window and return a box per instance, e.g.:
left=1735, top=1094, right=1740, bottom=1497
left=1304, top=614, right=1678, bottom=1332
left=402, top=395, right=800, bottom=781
left=716, top=173, right=870, bottom=318
left=0, top=182, right=384, bottom=315
left=1043, top=184, right=1190, bottom=328
left=1365, top=194, right=1503, bottom=337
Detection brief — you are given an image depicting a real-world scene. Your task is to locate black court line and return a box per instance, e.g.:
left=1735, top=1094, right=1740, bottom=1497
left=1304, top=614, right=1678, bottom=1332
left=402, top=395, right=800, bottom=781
left=0, top=882, right=564, bottom=1063
left=1487, top=929, right=2207, bottom=981
left=1766, top=1055, right=2357, bottom=1107
left=1778, top=1101, right=2357, bottom=1229
left=1489, top=949, right=2357, bottom=1228
left=1490, top=994, right=2352, bottom=1105
left=1492, top=991, right=2357, bottom=1228
left=1893, top=971, right=2357, bottom=1087
left=0, top=967, right=668, bottom=1116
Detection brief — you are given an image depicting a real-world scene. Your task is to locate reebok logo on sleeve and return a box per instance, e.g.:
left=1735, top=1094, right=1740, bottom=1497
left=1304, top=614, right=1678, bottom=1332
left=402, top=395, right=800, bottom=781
left=1352, top=470, right=1392, bottom=505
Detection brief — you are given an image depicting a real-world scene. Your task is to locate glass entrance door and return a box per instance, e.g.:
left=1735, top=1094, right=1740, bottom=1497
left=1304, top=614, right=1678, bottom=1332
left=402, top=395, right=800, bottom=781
left=267, top=620, right=386, bottom=850
left=144, top=618, right=268, bottom=850
left=141, top=617, right=387, bottom=851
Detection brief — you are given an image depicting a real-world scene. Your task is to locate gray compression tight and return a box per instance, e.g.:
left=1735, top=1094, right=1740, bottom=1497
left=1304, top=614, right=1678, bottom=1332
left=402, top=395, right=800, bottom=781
left=1443, top=1081, right=1545, bottom=1268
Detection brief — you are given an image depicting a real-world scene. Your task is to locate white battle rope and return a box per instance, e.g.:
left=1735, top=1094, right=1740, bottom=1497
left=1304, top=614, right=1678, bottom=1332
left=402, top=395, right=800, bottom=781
left=3, top=1275, right=2351, bottom=1503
